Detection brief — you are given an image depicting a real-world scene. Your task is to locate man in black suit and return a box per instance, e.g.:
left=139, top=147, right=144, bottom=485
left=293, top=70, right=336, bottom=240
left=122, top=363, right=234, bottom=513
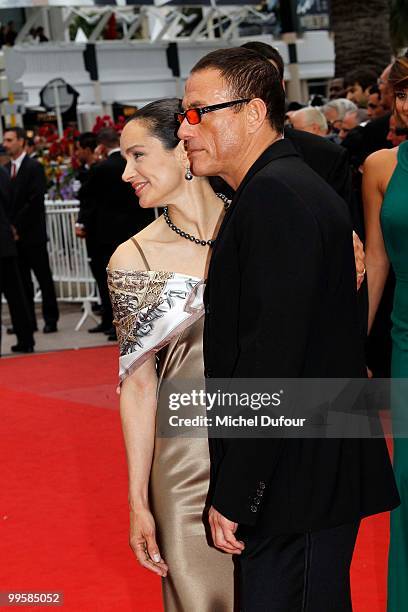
left=78, top=128, right=154, bottom=337
left=241, top=41, right=367, bottom=340
left=241, top=41, right=357, bottom=225
left=0, top=166, right=34, bottom=353
left=3, top=127, right=59, bottom=334
left=178, top=48, right=399, bottom=611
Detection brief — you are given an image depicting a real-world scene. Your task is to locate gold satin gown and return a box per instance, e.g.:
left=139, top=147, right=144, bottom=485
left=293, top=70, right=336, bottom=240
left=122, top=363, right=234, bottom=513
left=107, top=261, right=234, bottom=612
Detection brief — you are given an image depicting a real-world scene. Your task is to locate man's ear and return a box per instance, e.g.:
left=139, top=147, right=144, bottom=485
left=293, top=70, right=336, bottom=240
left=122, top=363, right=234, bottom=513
left=246, top=98, right=268, bottom=133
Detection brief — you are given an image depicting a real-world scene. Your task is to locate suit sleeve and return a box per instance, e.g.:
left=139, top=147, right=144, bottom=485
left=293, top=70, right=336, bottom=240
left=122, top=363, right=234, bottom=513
left=0, top=167, right=12, bottom=219
left=326, top=147, right=352, bottom=207
left=211, top=179, right=324, bottom=525
left=14, top=162, right=46, bottom=232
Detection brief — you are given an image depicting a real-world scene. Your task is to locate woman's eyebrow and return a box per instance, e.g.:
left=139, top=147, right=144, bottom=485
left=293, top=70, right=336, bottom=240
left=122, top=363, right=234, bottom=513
left=125, top=144, right=146, bottom=153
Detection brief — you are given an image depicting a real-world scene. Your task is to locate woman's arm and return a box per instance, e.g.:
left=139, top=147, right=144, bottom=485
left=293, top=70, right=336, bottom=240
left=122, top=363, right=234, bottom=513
left=120, top=357, right=168, bottom=577
left=108, top=242, right=167, bottom=576
left=362, top=152, right=391, bottom=334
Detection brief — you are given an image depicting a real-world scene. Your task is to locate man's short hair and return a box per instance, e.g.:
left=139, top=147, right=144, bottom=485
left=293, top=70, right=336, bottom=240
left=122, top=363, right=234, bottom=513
left=240, top=41, right=284, bottom=81
left=4, top=126, right=26, bottom=142
left=96, top=127, right=120, bottom=148
left=191, top=47, right=285, bottom=134
left=368, top=84, right=380, bottom=96
left=323, top=98, right=358, bottom=121
left=344, top=68, right=378, bottom=91
left=294, top=107, right=328, bottom=133
left=78, top=131, right=98, bottom=151
left=345, top=108, right=368, bottom=123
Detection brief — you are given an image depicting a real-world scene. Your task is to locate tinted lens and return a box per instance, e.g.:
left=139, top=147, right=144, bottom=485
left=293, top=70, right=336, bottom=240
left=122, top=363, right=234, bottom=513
left=186, top=109, right=201, bottom=125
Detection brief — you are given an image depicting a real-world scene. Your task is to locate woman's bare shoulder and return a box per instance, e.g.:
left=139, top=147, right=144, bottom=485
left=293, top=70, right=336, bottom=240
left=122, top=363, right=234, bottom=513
left=364, top=147, right=398, bottom=170
left=108, top=240, right=142, bottom=272
left=108, top=216, right=163, bottom=271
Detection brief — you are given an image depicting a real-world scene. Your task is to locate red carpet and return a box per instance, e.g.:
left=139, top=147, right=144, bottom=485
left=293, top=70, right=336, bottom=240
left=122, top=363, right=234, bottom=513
left=0, top=347, right=389, bottom=611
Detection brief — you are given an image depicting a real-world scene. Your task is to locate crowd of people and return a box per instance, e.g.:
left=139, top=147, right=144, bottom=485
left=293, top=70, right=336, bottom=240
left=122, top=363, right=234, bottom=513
left=1, top=38, right=408, bottom=611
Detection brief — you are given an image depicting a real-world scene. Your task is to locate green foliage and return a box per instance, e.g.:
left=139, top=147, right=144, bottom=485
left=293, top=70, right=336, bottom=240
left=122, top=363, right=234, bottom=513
left=69, top=15, right=95, bottom=41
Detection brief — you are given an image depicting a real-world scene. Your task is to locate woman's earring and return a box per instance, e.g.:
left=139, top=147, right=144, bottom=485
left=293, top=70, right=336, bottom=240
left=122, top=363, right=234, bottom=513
left=185, top=166, right=193, bottom=181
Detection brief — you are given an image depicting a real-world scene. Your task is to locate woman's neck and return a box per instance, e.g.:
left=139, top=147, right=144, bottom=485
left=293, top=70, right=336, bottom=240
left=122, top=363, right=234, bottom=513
left=165, top=179, right=226, bottom=242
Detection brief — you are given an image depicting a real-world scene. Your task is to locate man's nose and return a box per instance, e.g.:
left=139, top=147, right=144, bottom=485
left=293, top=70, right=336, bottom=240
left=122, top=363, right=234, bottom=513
left=177, top=119, right=195, bottom=141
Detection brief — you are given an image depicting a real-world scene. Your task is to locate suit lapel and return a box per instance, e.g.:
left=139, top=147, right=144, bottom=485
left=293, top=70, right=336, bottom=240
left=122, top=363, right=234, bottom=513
left=10, top=155, right=29, bottom=210
left=15, top=155, right=29, bottom=183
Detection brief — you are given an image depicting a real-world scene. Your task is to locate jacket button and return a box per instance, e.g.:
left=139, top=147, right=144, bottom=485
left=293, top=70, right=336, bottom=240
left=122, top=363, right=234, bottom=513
left=250, top=505, right=257, bottom=513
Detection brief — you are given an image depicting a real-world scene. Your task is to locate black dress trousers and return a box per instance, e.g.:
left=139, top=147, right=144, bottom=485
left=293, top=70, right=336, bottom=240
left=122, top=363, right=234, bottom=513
left=0, top=256, right=34, bottom=351
left=236, top=521, right=360, bottom=612
left=16, top=242, right=59, bottom=328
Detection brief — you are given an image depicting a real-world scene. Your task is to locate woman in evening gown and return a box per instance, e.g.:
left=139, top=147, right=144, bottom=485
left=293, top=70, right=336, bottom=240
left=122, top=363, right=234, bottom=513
left=363, top=56, right=408, bottom=611
left=107, top=98, right=234, bottom=611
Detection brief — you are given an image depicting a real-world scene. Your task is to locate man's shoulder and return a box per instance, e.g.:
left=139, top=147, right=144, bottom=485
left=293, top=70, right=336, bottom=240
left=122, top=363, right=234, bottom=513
left=239, top=157, right=322, bottom=209
left=0, top=164, right=9, bottom=182
left=22, top=155, right=44, bottom=175
left=363, top=113, right=390, bottom=134
left=285, top=126, right=345, bottom=158
left=240, top=149, right=344, bottom=216
left=23, top=154, right=41, bottom=168
left=95, top=153, right=124, bottom=176
left=105, top=151, right=124, bottom=167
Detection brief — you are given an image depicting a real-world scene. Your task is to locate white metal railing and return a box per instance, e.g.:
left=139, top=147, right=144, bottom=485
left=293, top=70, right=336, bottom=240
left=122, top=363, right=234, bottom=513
left=44, top=199, right=99, bottom=330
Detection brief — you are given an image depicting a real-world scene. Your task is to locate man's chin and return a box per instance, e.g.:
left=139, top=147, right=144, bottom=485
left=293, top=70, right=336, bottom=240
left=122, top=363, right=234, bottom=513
left=190, top=160, right=216, bottom=178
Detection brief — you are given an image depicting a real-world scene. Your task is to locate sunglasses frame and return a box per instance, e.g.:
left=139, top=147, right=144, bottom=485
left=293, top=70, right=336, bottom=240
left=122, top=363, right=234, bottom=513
left=175, top=98, right=250, bottom=125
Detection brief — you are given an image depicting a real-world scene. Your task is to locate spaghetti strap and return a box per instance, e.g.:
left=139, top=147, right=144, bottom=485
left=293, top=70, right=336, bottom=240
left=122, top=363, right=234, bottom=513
left=130, top=237, right=151, bottom=271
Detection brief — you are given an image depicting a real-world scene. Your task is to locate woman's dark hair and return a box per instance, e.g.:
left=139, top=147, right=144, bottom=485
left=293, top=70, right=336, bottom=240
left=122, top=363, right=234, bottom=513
left=191, top=47, right=285, bottom=134
left=127, top=98, right=181, bottom=150
left=389, top=56, right=408, bottom=93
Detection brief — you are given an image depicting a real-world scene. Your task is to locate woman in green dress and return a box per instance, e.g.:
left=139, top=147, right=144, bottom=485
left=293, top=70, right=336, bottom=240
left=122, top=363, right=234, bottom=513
left=363, top=56, right=408, bottom=611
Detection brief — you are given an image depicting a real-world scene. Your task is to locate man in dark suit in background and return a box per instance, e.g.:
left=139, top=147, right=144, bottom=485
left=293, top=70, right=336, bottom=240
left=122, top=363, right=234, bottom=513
left=0, top=166, right=34, bottom=353
left=3, top=127, right=59, bottom=335
left=178, top=47, right=399, bottom=611
left=78, top=128, right=154, bottom=338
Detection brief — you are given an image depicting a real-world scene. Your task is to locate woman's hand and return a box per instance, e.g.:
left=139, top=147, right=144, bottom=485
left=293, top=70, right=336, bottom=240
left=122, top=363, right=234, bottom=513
left=129, top=507, right=168, bottom=577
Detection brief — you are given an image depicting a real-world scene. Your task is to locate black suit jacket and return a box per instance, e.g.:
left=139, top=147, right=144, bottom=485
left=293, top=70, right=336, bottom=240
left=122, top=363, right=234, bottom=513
left=341, top=114, right=392, bottom=171
left=78, top=151, right=154, bottom=246
left=7, top=155, right=47, bottom=245
left=285, top=127, right=353, bottom=209
left=213, top=128, right=355, bottom=228
left=0, top=166, right=16, bottom=258
left=204, top=139, right=399, bottom=534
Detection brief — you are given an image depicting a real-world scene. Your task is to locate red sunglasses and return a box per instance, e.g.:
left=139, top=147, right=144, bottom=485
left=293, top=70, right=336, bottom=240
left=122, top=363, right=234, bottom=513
left=175, top=99, right=250, bottom=125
